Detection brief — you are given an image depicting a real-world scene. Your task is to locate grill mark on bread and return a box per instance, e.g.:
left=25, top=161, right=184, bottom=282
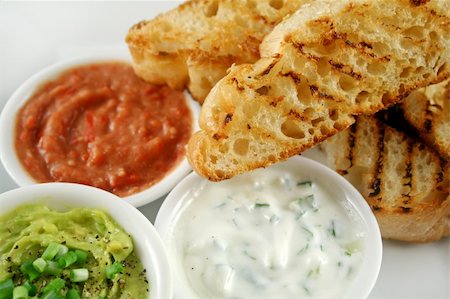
left=309, top=85, right=335, bottom=101
left=402, top=139, right=414, bottom=203
left=369, top=125, right=385, bottom=198
left=359, top=41, right=372, bottom=50
left=270, top=96, right=285, bottom=107
left=213, top=133, right=227, bottom=141
left=291, top=32, right=384, bottom=81
left=322, top=29, right=390, bottom=62
left=423, top=100, right=433, bottom=133
left=372, top=205, right=382, bottom=211
left=258, top=59, right=279, bottom=77
left=288, top=109, right=302, bottom=119
left=436, top=161, right=450, bottom=192
left=280, top=71, right=301, bottom=83
left=400, top=207, right=412, bottom=213
left=231, top=77, right=245, bottom=91
left=410, top=0, right=431, bottom=6
left=290, top=40, right=306, bottom=55
left=328, top=60, right=363, bottom=80
left=436, top=158, right=445, bottom=186
left=347, top=122, right=357, bottom=168
left=224, top=113, right=233, bottom=125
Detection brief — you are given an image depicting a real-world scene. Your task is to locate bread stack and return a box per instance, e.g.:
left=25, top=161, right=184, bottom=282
left=322, top=79, right=449, bottom=242
left=126, top=0, right=450, bottom=242
left=126, top=0, right=310, bottom=103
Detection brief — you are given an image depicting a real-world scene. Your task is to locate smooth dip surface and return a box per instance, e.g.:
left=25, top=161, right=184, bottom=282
left=0, top=204, right=148, bottom=298
left=170, top=165, right=366, bottom=299
left=15, top=62, right=192, bottom=197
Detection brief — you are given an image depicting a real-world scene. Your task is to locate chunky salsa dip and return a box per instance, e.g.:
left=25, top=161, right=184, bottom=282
left=15, top=62, right=192, bottom=197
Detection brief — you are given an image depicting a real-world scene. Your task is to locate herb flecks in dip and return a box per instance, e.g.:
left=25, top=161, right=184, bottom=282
left=15, top=62, right=192, bottom=197
left=0, top=204, right=149, bottom=298
left=171, top=167, right=365, bottom=299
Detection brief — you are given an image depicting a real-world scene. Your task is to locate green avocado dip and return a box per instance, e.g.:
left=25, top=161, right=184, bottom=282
left=0, top=204, right=149, bottom=299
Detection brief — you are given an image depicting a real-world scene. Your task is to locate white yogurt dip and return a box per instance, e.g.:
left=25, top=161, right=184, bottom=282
left=168, top=161, right=367, bottom=299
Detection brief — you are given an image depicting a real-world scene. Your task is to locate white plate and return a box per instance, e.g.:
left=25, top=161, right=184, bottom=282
left=0, top=2, right=448, bottom=299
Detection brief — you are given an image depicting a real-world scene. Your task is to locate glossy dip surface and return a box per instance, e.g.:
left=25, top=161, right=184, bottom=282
left=15, top=62, right=192, bottom=197
left=0, top=204, right=149, bottom=298
left=168, top=163, right=367, bottom=299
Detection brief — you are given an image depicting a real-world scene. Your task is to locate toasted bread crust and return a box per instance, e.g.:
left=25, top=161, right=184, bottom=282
left=401, top=78, right=450, bottom=159
left=322, top=115, right=450, bottom=242
left=188, top=0, right=450, bottom=181
left=126, top=0, right=309, bottom=102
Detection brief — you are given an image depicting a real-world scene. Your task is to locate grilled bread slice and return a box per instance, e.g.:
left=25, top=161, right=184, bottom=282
left=401, top=78, right=450, bottom=159
left=126, top=0, right=309, bottom=103
left=321, top=115, right=449, bottom=242
left=187, top=0, right=450, bottom=181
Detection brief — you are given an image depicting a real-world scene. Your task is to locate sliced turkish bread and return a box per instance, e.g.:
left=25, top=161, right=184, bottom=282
left=187, top=0, right=450, bottom=181
left=321, top=115, right=449, bottom=242
left=401, top=78, right=450, bottom=159
left=126, top=0, right=309, bottom=103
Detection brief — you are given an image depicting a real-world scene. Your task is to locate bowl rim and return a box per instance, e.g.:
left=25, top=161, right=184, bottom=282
left=0, top=53, right=200, bottom=207
left=0, top=182, right=173, bottom=299
left=155, top=156, right=383, bottom=299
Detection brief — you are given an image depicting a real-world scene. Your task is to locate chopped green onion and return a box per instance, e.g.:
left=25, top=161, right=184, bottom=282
left=0, top=279, right=14, bottom=299
left=41, top=290, right=64, bottom=299
left=307, top=265, right=321, bottom=278
left=65, top=289, right=80, bottom=299
left=296, top=244, right=309, bottom=255
left=298, top=194, right=316, bottom=208
left=42, top=242, right=62, bottom=260
left=243, top=250, right=257, bottom=261
left=13, top=286, right=28, bottom=299
left=297, top=181, right=312, bottom=187
left=303, top=285, right=311, bottom=295
left=328, top=220, right=336, bottom=237
left=254, top=203, right=270, bottom=208
left=74, top=250, right=88, bottom=266
left=55, top=245, right=68, bottom=259
left=57, top=251, right=77, bottom=268
left=22, top=281, right=36, bottom=297
left=302, top=226, right=314, bottom=240
left=43, top=278, right=65, bottom=294
left=269, top=214, right=280, bottom=224
left=70, top=269, right=89, bottom=282
left=44, top=261, right=62, bottom=276
left=105, top=262, right=123, bottom=279
left=20, top=261, right=40, bottom=281
left=32, top=257, right=47, bottom=273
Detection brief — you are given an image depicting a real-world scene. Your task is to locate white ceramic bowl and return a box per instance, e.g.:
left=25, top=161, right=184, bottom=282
left=0, top=182, right=172, bottom=299
left=0, top=53, right=200, bottom=207
left=155, top=156, right=382, bottom=299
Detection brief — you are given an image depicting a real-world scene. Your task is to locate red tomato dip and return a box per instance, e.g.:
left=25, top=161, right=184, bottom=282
left=15, top=62, right=192, bottom=197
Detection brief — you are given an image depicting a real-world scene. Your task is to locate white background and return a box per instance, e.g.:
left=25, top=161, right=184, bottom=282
left=0, top=1, right=448, bottom=298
